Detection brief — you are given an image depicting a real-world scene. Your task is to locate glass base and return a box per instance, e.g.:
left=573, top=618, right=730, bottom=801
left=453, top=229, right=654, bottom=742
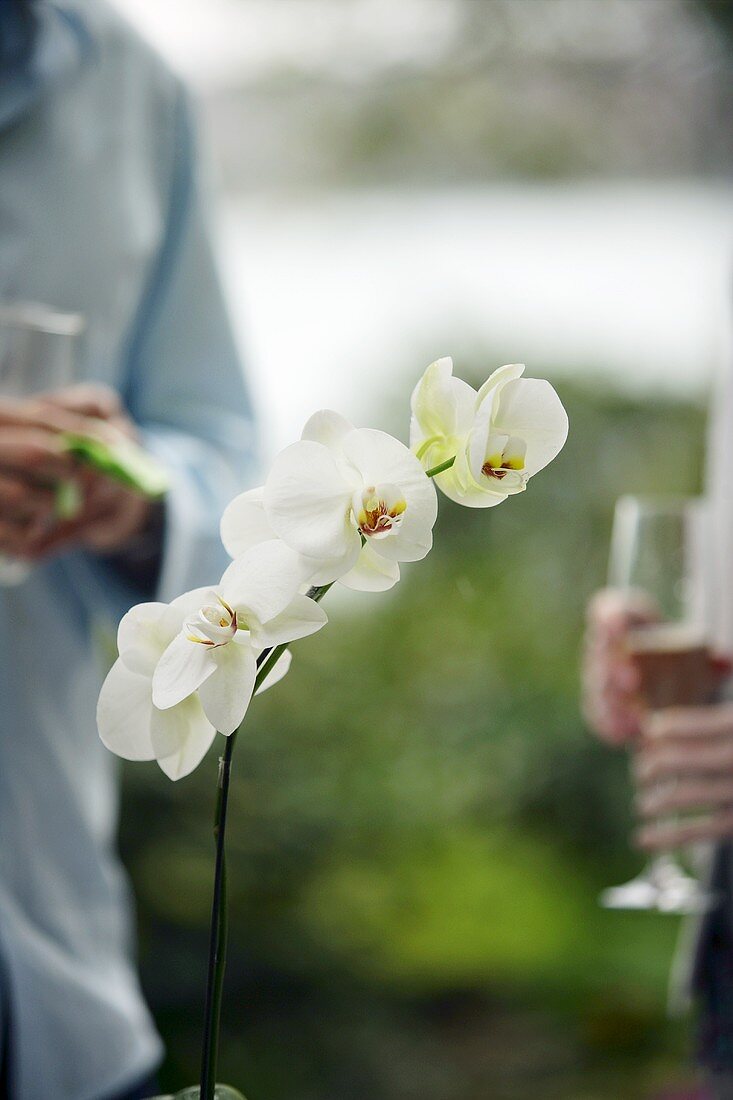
left=600, top=854, right=716, bottom=915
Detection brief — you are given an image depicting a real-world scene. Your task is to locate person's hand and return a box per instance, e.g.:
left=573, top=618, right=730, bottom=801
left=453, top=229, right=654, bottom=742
left=0, top=392, right=88, bottom=559
left=635, top=701, right=733, bottom=850
left=581, top=587, right=659, bottom=745
left=40, top=382, right=136, bottom=439
left=38, top=384, right=155, bottom=556
left=0, top=385, right=154, bottom=561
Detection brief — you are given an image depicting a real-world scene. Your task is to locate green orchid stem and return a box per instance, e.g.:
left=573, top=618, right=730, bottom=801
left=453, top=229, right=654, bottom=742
left=425, top=455, right=455, bottom=478
left=199, top=580, right=333, bottom=1100
left=200, top=743, right=232, bottom=1099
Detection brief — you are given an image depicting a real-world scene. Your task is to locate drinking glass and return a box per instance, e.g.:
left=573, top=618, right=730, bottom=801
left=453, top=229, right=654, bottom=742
left=0, top=302, right=85, bottom=586
left=599, top=494, right=717, bottom=915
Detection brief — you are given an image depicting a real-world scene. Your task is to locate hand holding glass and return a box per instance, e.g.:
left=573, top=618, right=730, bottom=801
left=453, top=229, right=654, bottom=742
left=600, top=495, right=717, bottom=915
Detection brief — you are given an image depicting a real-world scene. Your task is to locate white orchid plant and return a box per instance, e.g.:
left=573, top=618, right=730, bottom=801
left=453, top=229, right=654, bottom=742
left=97, top=358, right=568, bottom=1100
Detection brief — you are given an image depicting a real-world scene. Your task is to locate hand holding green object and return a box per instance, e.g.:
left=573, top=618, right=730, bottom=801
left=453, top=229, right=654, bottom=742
left=61, top=430, right=170, bottom=500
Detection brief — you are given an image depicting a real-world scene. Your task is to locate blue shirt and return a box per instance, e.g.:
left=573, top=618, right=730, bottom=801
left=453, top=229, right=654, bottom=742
left=0, top=3, right=258, bottom=1096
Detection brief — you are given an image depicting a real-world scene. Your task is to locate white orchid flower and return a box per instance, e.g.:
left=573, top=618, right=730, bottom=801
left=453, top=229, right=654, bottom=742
left=221, top=484, right=364, bottom=588
left=236, top=411, right=437, bottom=593
left=97, top=593, right=293, bottom=780
left=97, top=593, right=218, bottom=781
left=220, top=487, right=323, bottom=587
left=410, top=358, right=568, bottom=508
left=151, top=540, right=327, bottom=736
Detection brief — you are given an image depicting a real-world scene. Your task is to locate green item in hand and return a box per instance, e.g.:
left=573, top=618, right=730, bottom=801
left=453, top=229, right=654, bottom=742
left=54, top=478, right=83, bottom=520
left=61, top=432, right=170, bottom=500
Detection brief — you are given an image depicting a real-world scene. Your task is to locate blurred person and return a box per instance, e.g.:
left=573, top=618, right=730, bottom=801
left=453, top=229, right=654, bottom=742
left=582, top=354, right=733, bottom=1098
left=0, top=2, right=256, bottom=1098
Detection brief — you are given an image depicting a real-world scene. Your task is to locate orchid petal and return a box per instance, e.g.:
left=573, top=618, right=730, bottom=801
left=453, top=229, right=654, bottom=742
left=255, top=650, right=292, bottom=695
left=475, top=363, right=526, bottom=412
left=341, top=428, right=437, bottom=562
left=116, top=603, right=169, bottom=677
left=198, top=642, right=257, bottom=736
left=409, top=357, right=477, bottom=458
left=452, top=435, right=479, bottom=493
left=219, top=539, right=305, bottom=623
left=410, top=356, right=453, bottom=437
left=492, top=377, right=568, bottom=476
left=435, top=467, right=508, bottom=508
left=447, top=377, right=480, bottom=434
left=97, top=660, right=157, bottom=761
left=465, top=405, right=493, bottom=482
left=462, top=408, right=526, bottom=502
left=264, top=440, right=358, bottom=560
left=220, top=487, right=273, bottom=560
left=339, top=543, right=401, bottom=592
left=152, top=632, right=217, bottom=711
left=301, top=410, right=354, bottom=451
left=251, top=593, right=328, bottom=648
left=161, top=587, right=221, bottom=640
left=151, top=695, right=217, bottom=781
left=299, top=542, right=362, bottom=586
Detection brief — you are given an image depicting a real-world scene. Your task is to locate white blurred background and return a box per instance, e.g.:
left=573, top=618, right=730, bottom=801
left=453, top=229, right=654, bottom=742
left=110, top=0, right=733, bottom=457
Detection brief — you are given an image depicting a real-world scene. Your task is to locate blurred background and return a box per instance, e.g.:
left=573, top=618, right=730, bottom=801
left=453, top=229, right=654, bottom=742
left=108, top=1, right=732, bottom=1096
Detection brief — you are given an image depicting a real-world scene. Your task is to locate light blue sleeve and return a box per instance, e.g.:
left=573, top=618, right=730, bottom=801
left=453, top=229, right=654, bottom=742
left=119, top=88, right=259, bottom=605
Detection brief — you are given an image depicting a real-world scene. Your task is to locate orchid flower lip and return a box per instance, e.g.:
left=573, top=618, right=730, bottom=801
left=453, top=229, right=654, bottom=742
left=186, top=593, right=239, bottom=647
left=354, top=483, right=407, bottom=540
left=481, top=462, right=525, bottom=483
left=480, top=434, right=527, bottom=483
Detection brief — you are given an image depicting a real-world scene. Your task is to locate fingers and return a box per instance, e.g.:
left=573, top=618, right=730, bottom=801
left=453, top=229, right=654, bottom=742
left=0, top=472, right=56, bottom=523
left=633, top=703, right=733, bottom=849
left=637, top=809, right=733, bottom=852
left=79, top=502, right=150, bottom=552
left=0, top=387, right=147, bottom=562
left=582, top=587, right=653, bottom=744
left=582, top=690, right=642, bottom=745
left=21, top=475, right=152, bottom=559
left=0, top=387, right=133, bottom=459
left=643, top=703, right=733, bottom=742
left=39, top=384, right=136, bottom=441
left=0, top=520, right=35, bottom=559
left=0, top=426, right=76, bottom=481
left=636, top=740, right=733, bottom=785
left=40, top=383, right=122, bottom=420
left=0, top=387, right=138, bottom=500
left=0, top=394, right=99, bottom=438
left=586, top=587, right=659, bottom=635
left=638, top=778, right=733, bottom=818
left=76, top=478, right=151, bottom=552
left=635, top=705, right=733, bottom=784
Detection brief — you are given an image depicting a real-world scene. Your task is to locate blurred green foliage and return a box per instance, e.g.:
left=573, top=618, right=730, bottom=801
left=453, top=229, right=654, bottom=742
left=120, top=372, right=708, bottom=1099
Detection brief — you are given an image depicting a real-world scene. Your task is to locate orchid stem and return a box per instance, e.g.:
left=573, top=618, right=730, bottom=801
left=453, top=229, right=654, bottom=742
left=200, top=739, right=233, bottom=1099
left=425, top=456, right=455, bottom=478
left=199, top=580, right=332, bottom=1099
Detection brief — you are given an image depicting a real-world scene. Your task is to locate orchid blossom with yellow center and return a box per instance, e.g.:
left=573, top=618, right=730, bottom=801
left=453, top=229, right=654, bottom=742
left=149, top=540, right=327, bottom=736
left=96, top=583, right=293, bottom=780
left=410, top=358, right=568, bottom=508
left=220, top=411, right=437, bottom=593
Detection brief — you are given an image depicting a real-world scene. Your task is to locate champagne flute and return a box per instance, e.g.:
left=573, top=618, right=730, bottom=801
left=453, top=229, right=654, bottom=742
left=0, top=302, right=85, bottom=586
left=600, top=494, right=716, bottom=915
